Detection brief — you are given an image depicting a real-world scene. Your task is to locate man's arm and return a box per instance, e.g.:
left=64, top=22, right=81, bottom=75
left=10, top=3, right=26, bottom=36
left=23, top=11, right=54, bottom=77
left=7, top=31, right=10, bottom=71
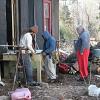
left=45, top=39, right=56, bottom=54
left=26, top=35, right=35, bottom=54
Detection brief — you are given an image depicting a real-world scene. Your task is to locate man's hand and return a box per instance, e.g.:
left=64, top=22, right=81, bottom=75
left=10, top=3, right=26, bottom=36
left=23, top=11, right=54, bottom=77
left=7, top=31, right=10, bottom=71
left=42, top=52, right=46, bottom=56
left=32, top=49, right=36, bottom=54
left=42, top=52, right=46, bottom=60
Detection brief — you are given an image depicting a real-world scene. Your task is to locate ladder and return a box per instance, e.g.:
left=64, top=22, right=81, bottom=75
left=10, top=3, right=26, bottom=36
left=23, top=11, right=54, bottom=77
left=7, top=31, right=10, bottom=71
left=12, top=48, right=27, bottom=90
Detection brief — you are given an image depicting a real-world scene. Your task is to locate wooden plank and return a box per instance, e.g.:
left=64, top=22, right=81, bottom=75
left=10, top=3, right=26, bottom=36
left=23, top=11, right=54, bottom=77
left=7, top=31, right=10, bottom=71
left=32, top=54, right=42, bottom=82
left=37, top=54, right=42, bottom=82
left=0, top=54, right=17, bottom=61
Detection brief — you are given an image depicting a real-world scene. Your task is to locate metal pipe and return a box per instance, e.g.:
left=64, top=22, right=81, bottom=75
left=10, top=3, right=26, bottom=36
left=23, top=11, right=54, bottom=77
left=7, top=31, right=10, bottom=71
left=0, top=45, right=19, bottom=47
left=16, top=0, right=20, bottom=44
left=11, top=0, right=15, bottom=46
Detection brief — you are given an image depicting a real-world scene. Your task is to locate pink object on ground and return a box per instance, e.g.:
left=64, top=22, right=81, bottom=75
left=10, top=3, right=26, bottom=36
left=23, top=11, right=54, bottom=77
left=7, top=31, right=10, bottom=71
left=11, top=88, right=31, bottom=100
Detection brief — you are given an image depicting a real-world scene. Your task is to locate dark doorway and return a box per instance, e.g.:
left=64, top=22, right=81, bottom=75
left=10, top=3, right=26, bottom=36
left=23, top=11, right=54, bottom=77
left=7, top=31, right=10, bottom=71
left=6, top=0, right=12, bottom=46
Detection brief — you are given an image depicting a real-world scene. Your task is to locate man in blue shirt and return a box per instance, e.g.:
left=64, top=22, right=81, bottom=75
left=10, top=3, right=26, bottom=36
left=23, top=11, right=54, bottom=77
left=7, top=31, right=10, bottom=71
left=42, top=31, right=57, bottom=83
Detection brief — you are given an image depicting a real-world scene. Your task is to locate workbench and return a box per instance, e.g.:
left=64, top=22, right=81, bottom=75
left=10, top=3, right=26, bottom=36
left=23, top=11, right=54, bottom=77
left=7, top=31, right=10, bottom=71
left=0, top=53, right=17, bottom=86
left=0, top=51, right=43, bottom=85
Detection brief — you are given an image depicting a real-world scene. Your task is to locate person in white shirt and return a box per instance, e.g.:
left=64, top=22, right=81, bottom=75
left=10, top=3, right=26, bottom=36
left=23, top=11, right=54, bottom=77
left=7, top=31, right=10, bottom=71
left=20, top=25, right=40, bottom=86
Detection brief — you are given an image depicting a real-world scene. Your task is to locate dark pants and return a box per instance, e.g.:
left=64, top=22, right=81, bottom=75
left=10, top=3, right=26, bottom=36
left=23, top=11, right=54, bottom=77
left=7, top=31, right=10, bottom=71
left=21, top=53, right=33, bottom=83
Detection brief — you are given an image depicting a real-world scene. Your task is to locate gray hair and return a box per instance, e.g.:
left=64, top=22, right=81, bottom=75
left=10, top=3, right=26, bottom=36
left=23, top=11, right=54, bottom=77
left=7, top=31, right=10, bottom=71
left=76, top=25, right=85, bottom=34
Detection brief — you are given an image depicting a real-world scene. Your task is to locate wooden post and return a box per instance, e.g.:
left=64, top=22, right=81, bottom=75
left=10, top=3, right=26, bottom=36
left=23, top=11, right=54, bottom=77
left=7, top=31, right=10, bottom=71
left=32, top=53, right=42, bottom=82
left=0, top=63, right=5, bottom=86
left=37, top=54, right=42, bottom=82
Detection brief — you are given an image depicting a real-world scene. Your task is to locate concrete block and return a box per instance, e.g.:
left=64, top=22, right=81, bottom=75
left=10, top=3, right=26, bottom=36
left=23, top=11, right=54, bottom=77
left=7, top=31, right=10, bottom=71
left=0, top=96, right=10, bottom=100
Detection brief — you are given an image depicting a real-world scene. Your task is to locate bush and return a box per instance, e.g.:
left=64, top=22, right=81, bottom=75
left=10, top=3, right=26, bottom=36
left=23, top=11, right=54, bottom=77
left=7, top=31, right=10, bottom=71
left=60, top=21, right=75, bottom=40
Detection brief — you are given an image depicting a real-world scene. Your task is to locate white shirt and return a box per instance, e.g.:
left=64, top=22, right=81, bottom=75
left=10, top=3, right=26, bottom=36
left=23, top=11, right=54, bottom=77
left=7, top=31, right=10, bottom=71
left=20, top=32, right=35, bottom=53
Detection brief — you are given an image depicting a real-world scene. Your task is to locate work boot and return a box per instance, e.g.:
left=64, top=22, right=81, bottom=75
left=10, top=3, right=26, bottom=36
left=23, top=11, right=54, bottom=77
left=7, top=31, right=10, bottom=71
left=48, top=79, right=59, bottom=83
left=77, top=77, right=84, bottom=81
left=28, top=81, right=40, bottom=86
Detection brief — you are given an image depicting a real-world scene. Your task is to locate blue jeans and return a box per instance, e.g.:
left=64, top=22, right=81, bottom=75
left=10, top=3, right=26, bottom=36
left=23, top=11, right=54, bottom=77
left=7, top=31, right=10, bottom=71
left=21, top=53, right=33, bottom=83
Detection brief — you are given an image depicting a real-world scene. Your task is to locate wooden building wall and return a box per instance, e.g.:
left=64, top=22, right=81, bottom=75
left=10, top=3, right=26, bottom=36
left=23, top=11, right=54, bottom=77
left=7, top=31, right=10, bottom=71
left=20, top=0, right=43, bottom=49
left=34, top=0, right=44, bottom=49
left=20, top=0, right=29, bottom=32
left=0, top=0, right=59, bottom=50
left=0, top=0, right=7, bottom=46
left=52, top=0, right=59, bottom=40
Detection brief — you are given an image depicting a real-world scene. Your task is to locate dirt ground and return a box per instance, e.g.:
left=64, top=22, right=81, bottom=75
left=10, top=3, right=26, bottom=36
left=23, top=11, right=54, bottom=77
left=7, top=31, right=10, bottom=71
left=0, top=72, right=100, bottom=100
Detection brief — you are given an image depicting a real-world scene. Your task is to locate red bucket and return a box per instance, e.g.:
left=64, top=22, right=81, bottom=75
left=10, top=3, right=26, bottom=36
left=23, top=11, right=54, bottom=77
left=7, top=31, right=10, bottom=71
left=58, top=63, right=70, bottom=74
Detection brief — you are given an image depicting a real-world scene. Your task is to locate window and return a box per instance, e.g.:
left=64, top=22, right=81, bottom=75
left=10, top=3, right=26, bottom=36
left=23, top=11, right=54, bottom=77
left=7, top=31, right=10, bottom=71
left=43, top=0, right=52, bottom=33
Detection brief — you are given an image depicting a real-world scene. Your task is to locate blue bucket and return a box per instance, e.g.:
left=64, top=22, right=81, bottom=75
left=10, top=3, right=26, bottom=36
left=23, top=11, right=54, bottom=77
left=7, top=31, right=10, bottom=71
left=92, top=49, right=100, bottom=57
